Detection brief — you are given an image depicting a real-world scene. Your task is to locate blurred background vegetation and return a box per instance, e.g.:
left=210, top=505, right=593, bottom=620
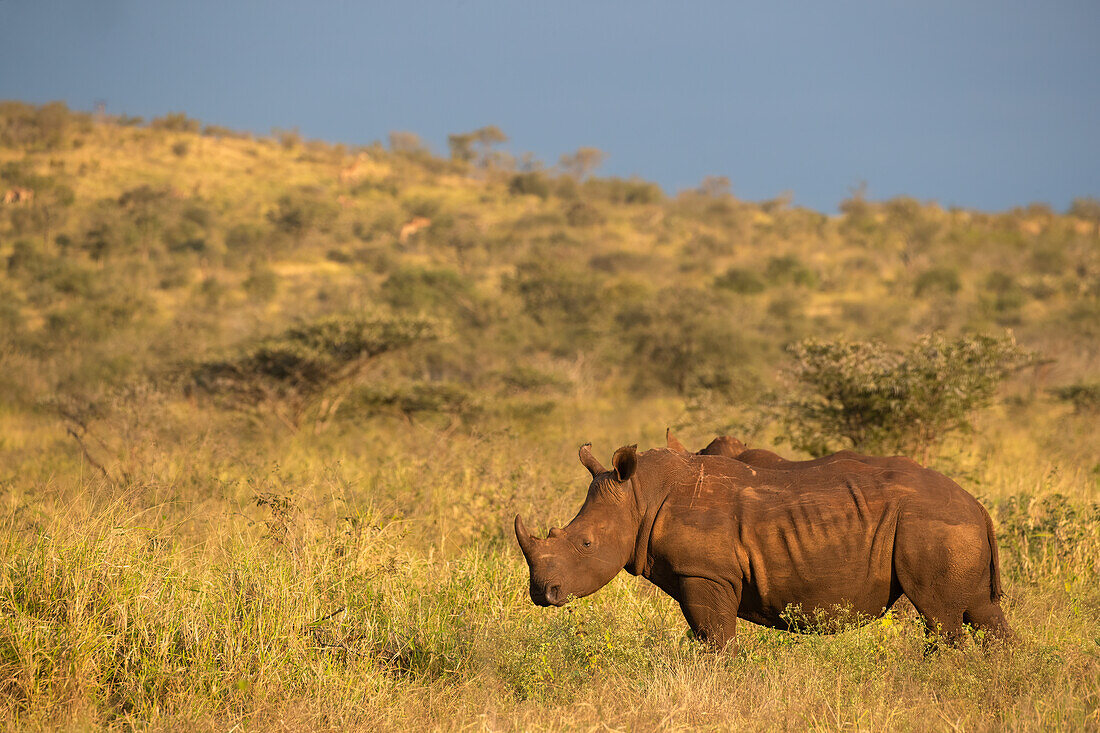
left=0, top=101, right=1098, bottom=728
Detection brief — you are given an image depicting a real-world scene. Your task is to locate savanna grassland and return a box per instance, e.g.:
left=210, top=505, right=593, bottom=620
left=0, top=102, right=1098, bottom=730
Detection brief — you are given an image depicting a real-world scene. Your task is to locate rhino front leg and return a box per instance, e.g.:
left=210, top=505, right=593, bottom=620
left=677, top=576, right=741, bottom=650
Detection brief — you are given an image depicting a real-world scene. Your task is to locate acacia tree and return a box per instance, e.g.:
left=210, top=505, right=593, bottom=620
left=388, top=131, right=428, bottom=155
left=190, top=315, right=439, bottom=430
left=778, top=333, right=1034, bottom=460
left=448, top=126, right=509, bottom=168
left=559, top=147, right=606, bottom=180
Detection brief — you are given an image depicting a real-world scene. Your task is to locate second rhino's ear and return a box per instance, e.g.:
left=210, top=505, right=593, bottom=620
left=666, top=428, right=688, bottom=453
left=611, top=444, right=638, bottom=483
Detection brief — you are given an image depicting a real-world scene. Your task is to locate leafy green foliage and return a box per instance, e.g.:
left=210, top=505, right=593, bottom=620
left=381, top=266, right=473, bottom=313
left=714, top=267, right=766, bottom=294
left=190, top=315, right=439, bottom=427
left=447, top=125, right=508, bottom=167
left=764, top=255, right=817, bottom=287
left=506, top=259, right=604, bottom=348
left=992, top=492, right=1100, bottom=585
left=1050, top=382, right=1100, bottom=414
left=778, top=333, right=1033, bottom=457
left=913, top=267, right=961, bottom=296
left=0, top=100, right=89, bottom=149
left=508, top=171, right=552, bottom=199
left=616, top=288, right=753, bottom=397
left=345, top=381, right=477, bottom=420
left=149, top=112, right=201, bottom=133
left=581, top=176, right=663, bottom=205
left=983, top=271, right=1028, bottom=321
left=267, top=188, right=339, bottom=240
left=564, top=201, right=604, bottom=227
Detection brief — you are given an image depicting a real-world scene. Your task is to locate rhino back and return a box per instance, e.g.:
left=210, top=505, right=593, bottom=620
left=646, top=459, right=952, bottom=627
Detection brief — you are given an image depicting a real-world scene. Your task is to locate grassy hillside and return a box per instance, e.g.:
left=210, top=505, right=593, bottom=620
left=0, top=101, right=1098, bottom=730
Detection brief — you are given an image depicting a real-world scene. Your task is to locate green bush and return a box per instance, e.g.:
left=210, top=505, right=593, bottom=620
left=190, top=315, right=439, bottom=427
left=913, top=267, right=961, bottom=297
left=401, top=196, right=442, bottom=219
left=615, top=288, right=752, bottom=397
left=992, top=493, right=1100, bottom=584
left=0, top=100, right=87, bottom=149
left=508, top=172, right=551, bottom=199
left=564, top=201, right=604, bottom=227
left=495, top=366, right=572, bottom=395
left=581, top=177, right=663, bottom=205
left=764, top=255, right=817, bottom=288
left=7, top=240, right=99, bottom=304
left=1050, top=383, right=1100, bottom=414
left=243, top=265, right=279, bottom=302
left=587, top=250, right=653, bottom=275
left=1067, top=197, right=1100, bottom=222
left=715, top=267, right=766, bottom=294
left=506, top=260, right=602, bottom=329
left=982, top=271, right=1027, bottom=323
left=149, top=112, right=201, bottom=133
left=381, top=267, right=473, bottom=312
left=79, top=219, right=131, bottom=260
left=201, top=124, right=249, bottom=139
left=267, top=189, right=339, bottom=240
left=778, top=333, right=1033, bottom=458
left=224, top=222, right=267, bottom=256
left=343, top=381, right=477, bottom=419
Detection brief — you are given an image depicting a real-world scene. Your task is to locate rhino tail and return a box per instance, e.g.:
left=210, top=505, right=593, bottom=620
left=979, top=501, right=1004, bottom=603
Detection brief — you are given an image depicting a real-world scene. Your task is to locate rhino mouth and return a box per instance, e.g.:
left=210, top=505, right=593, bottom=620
left=530, top=583, right=566, bottom=607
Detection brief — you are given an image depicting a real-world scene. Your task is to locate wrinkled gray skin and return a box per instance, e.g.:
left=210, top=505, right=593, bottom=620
left=516, top=444, right=1012, bottom=651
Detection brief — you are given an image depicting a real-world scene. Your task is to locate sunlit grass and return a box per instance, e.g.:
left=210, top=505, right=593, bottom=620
left=0, top=401, right=1096, bottom=729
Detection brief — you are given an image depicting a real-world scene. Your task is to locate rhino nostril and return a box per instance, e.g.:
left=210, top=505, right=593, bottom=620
left=546, top=584, right=562, bottom=605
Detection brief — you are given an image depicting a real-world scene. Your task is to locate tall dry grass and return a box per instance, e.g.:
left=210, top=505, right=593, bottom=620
left=0, top=404, right=1097, bottom=730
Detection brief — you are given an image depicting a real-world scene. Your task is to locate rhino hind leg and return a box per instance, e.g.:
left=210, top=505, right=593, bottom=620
left=963, top=602, right=1014, bottom=645
left=893, top=518, right=990, bottom=648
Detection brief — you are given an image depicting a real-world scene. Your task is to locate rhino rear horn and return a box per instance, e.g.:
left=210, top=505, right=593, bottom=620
left=579, top=443, right=606, bottom=477
left=666, top=428, right=688, bottom=453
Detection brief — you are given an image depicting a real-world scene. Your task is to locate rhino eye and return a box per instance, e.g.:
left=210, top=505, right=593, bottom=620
left=583, top=540, right=592, bottom=547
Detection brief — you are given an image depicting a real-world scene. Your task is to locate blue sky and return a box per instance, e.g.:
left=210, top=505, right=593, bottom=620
left=1, top=1, right=1097, bottom=212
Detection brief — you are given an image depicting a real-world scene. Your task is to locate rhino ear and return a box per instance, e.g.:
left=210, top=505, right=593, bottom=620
left=666, top=428, right=688, bottom=453
left=611, top=444, right=638, bottom=483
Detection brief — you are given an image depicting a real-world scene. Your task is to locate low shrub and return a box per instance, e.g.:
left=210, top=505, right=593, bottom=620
left=714, top=267, right=766, bottom=294
left=190, top=315, right=439, bottom=428
left=1050, top=383, right=1100, bottom=414
left=913, top=267, right=961, bottom=296
left=508, top=172, right=551, bottom=199
left=764, top=255, right=817, bottom=288
left=778, top=333, right=1034, bottom=458
left=343, top=381, right=477, bottom=420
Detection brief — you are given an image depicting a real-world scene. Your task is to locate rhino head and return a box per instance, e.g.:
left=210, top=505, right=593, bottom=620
left=515, top=443, right=639, bottom=607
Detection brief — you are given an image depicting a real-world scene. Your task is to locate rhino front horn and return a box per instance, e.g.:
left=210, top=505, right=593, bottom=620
left=515, top=514, right=537, bottom=558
